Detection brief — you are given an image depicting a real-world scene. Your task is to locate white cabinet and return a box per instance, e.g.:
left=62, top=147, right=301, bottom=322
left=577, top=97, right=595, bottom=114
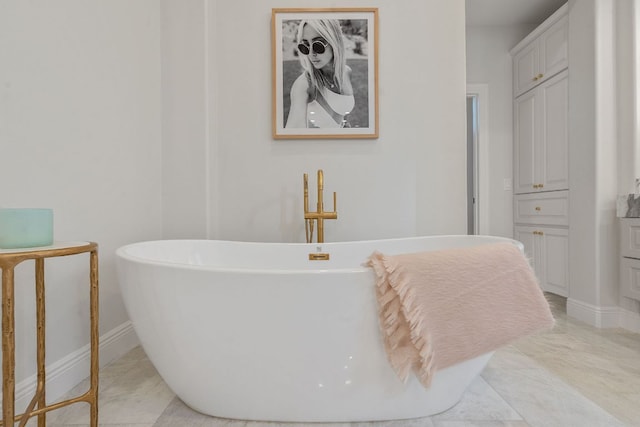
left=513, top=11, right=568, bottom=97
left=619, top=218, right=640, bottom=301
left=514, top=190, right=569, bottom=297
left=512, top=3, right=569, bottom=298
left=514, top=225, right=569, bottom=297
left=514, top=70, right=569, bottom=194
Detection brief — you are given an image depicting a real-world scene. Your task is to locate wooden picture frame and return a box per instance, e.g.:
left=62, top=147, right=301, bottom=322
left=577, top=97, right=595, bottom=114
left=272, top=8, right=379, bottom=139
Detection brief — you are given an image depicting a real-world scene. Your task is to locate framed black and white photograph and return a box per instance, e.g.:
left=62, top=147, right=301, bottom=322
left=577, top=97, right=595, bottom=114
left=272, top=8, right=378, bottom=139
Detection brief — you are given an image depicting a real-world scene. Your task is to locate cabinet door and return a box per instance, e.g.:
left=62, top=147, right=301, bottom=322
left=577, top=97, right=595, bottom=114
left=514, top=70, right=568, bottom=194
left=514, top=226, right=541, bottom=279
left=513, top=13, right=567, bottom=98
left=514, top=91, right=537, bottom=194
left=539, top=15, right=568, bottom=83
left=620, top=257, right=640, bottom=301
left=539, top=71, right=569, bottom=191
left=515, top=225, right=569, bottom=297
left=618, top=218, right=640, bottom=259
left=619, top=218, right=640, bottom=301
left=539, top=227, right=569, bottom=297
left=513, top=41, right=539, bottom=97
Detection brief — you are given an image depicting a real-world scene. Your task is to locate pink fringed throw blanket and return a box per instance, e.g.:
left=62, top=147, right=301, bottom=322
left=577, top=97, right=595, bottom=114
left=368, top=242, right=554, bottom=387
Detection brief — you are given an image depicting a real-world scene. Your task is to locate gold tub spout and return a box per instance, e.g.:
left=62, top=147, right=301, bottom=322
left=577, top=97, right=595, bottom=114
left=303, top=169, right=337, bottom=243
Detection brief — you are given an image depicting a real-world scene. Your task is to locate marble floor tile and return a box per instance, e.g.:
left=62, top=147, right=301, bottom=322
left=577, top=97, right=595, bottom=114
left=431, top=422, right=530, bottom=427
left=510, top=294, right=640, bottom=425
left=352, top=419, right=435, bottom=427
left=430, top=376, right=521, bottom=422
left=48, top=353, right=174, bottom=426
left=482, top=365, right=625, bottom=427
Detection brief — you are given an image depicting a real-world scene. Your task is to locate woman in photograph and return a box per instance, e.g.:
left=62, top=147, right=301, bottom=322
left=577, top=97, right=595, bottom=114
left=285, top=19, right=355, bottom=129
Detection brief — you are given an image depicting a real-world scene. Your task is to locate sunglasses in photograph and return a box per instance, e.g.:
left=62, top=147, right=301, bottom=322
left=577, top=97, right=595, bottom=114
left=297, top=40, right=329, bottom=55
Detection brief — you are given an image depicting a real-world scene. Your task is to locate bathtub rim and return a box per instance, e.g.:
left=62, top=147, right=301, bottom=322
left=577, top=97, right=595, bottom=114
left=115, top=235, right=521, bottom=275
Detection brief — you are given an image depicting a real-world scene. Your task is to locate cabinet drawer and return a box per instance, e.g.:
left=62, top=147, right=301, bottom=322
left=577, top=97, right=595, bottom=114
left=619, top=218, right=640, bottom=259
left=620, top=257, right=640, bottom=301
left=514, top=191, right=568, bottom=226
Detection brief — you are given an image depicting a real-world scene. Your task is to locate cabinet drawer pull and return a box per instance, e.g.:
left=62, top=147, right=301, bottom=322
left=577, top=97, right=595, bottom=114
left=533, top=184, right=539, bottom=189
left=535, top=206, right=541, bottom=211
left=538, top=73, right=544, bottom=79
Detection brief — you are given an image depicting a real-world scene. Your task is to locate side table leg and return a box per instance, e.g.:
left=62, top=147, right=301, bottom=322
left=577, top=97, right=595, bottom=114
left=89, top=249, right=99, bottom=427
left=35, top=259, right=46, bottom=427
left=2, top=266, right=15, bottom=426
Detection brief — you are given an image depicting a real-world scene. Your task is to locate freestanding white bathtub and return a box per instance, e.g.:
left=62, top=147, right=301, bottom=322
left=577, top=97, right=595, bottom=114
left=115, top=235, right=521, bottom=422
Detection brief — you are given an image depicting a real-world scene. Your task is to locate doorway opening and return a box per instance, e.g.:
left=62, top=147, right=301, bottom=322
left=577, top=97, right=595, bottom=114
left=466, top=95, right=478, bottom=234
left=466, top=84, right=489, bottom=236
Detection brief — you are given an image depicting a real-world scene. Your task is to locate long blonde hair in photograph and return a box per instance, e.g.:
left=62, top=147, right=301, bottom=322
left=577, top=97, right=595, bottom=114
left=296, top=19, right=347, bottom=92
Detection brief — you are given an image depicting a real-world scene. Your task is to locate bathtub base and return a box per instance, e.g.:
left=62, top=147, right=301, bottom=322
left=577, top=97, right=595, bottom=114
left=166, top=352, right=493, bottom=423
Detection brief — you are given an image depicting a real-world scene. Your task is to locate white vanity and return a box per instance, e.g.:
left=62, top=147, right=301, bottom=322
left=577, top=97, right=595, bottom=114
left=619, top=217, right=640, bottom=301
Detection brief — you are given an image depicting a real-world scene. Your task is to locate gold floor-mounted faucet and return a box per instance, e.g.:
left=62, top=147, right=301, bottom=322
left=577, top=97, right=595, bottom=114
left=304, top=169, right=337, bottom=244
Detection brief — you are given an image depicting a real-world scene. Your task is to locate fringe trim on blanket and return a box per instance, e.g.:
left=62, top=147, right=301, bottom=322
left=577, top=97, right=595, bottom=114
left=369, top=251, right=436, bottom=387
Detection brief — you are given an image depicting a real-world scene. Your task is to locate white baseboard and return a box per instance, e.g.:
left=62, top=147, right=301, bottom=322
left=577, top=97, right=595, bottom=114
left=566, top=298, right=622, bottom=328
left=4, top=321, right=139, bottom=411
left=567, top=298, right=640, bottom=332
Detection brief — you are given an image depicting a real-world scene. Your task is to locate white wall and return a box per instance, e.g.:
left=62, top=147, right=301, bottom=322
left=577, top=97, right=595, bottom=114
left=163, top=0, right=468, bottom=243
left=465, top=25, right=534, bottom=238
left=161, top=0, right=209, bottom=239
left=567, top=0, right=626, bottom=325
left=0, top=0, right=162, bottom=397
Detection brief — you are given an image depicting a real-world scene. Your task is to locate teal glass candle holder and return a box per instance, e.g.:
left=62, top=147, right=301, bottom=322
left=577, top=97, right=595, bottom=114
left=0, top=208, right=54, bottom=249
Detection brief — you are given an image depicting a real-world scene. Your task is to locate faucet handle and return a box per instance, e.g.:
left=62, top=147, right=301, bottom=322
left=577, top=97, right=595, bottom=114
left=303, top=173, right=309, bottom=213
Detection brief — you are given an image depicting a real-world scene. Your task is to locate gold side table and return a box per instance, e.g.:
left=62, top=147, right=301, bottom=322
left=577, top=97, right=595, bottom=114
left=0, top=242, right=99, bottom=427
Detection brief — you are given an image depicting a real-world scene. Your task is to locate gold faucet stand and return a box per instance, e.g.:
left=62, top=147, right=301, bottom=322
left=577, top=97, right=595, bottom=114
left=303, top=169, right=337, bottom=244
left=0, top=242, right=99, bottom=427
